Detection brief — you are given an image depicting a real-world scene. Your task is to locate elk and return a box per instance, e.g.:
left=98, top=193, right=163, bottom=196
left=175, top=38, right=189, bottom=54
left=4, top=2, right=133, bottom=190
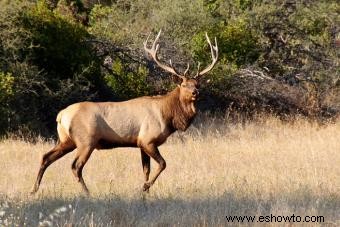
left=31, top=30, right=218, bottom=194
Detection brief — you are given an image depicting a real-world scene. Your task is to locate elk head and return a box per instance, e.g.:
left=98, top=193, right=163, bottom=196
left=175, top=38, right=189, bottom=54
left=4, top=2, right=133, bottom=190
left=144, top=30, right=218, bottom=103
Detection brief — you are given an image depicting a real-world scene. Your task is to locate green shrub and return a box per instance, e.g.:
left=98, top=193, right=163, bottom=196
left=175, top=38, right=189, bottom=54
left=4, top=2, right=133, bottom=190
left=23, top=1, right=99, bottom=80
left=0, top=72, right=15, bottom=135
left=104, top=58, right=152, bottom=99
left=0, top=72, right=15, bottom=101
left=0, top=0, right=103, bottom=136
left=191, top=17, right=259, bottom=67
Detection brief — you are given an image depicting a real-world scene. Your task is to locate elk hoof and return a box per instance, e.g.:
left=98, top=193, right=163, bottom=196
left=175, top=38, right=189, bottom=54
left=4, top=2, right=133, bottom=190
left=142, top=182, right=151, bottom=192
left=81, top=187, right=90, bottom=196
left=30, top=186, right=38, bottom=195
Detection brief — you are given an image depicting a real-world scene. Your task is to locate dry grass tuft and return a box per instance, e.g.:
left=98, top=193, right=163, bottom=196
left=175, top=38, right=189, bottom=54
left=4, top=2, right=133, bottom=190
left=0, top=116, right=339, bottom=226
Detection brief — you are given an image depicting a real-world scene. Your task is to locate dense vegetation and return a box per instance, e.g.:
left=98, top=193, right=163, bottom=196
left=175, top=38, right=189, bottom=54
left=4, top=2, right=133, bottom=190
left=0, top=0, right=339, bottom=136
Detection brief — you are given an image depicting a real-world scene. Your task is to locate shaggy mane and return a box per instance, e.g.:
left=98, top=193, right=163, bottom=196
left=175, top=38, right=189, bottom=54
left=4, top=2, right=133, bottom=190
left=161, top=87, right=196, bottom=131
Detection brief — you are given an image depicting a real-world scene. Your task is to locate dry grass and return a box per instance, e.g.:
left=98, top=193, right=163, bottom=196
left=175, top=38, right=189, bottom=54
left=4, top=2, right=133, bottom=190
left=0, top=116, right=339, bottom=226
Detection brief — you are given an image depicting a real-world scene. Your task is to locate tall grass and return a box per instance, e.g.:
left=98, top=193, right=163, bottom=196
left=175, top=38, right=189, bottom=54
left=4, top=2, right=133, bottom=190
left=0, top=116, right=339, bottom=226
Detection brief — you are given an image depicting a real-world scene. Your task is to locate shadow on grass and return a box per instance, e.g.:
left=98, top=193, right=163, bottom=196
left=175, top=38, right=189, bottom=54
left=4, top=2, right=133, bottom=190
left=0, top=188, right=339, bottom=226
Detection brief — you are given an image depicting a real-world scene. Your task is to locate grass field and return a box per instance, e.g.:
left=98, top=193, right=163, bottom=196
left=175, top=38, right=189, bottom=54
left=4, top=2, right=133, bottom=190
left=0, top=116, right=339, bottom=226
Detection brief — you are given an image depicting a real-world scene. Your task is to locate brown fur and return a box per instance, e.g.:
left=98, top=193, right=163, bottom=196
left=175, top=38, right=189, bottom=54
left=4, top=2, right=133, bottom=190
left=161, top=86, right=196, bottom=131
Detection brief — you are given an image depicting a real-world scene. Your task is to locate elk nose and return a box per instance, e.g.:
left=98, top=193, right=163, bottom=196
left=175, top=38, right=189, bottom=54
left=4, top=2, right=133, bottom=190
left=192, top=89, right=199, bottom=96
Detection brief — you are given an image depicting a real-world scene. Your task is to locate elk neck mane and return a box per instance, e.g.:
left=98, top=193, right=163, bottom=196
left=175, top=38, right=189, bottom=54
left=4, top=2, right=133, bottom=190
left=160, top=86, right=197, bottom=131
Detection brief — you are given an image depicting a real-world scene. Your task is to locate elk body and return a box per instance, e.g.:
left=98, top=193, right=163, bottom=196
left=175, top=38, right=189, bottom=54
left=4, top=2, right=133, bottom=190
left=31, top=30, right=218, bottom=194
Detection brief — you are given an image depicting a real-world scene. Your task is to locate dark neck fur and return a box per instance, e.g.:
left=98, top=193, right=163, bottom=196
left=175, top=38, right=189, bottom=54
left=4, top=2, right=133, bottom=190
left=161, top=87, right=197, bottom=131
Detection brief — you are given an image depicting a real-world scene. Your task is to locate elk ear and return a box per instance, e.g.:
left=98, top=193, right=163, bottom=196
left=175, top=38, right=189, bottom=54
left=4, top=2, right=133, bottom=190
left=171, top=74, right=183, bottom=84
left=195, top=76, right=208, bottom=85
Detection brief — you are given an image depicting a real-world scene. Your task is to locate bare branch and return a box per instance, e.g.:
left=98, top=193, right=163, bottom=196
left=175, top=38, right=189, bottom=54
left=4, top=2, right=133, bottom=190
left=240, top=69, right=274, bottom=81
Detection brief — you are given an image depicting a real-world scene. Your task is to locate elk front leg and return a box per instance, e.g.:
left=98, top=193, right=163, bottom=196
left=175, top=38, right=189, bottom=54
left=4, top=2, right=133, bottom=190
left=140, top=144, right=166, bottom=192
left=140, top=149, right=151, bottom=191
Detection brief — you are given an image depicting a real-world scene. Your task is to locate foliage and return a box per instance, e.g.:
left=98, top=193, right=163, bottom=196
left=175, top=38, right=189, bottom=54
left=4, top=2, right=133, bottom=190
left=23, top=1, right=95, bottom=80
left=0, top=72, right=14, bottom=101
left=0, top=0, right=102, bottom=136
left=0, top=72, right=15, bottom=134
left=104, top=58, right=151, bottom=99
left=191, top=17, right=259, bottom=67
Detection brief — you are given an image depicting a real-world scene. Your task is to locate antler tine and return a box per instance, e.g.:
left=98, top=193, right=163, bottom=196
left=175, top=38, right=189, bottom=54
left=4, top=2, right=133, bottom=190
left=184, top=63, right=190, bottom=76
left=194, top=62, right=201, bottom=78
left=143, top=32, right=151, bottom=48
left=197, top=32, right=218, bottom=77
left=144, top=30, right=185, bottom=80
left=152, top=29, right=162, bottom=49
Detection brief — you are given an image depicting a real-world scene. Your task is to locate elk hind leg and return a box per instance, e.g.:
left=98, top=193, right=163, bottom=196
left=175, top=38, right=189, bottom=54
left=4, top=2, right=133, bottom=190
left=71, top=146, right=94, bottom=195
left=31, top=140, right=75, bottom=194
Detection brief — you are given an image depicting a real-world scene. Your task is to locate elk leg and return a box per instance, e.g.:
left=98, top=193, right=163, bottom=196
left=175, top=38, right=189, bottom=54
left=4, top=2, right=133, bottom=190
left=31, top=141, right=75, bottom=194
left=141, top=144, right=166, bottom=192
left=140, top=149, right=151, bottom=191
left=71, top=146, right=94, bottom=195
left=141, top=149, right=151, bottom=181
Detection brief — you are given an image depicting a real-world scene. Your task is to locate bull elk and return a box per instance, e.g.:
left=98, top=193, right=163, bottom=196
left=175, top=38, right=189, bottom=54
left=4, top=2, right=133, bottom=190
left=31, top=30, right=218, bottom=194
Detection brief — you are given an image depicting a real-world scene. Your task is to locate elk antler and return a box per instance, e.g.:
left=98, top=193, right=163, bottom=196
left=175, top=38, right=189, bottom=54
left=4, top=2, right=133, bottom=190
left=183, top=63, right=190, bottom=76
left=195, top=33, right=218, bottom=78
left=144, top=30, right=186, bottom=80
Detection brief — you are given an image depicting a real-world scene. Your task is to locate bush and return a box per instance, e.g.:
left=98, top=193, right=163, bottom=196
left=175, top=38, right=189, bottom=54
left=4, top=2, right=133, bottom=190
left=0, top=0, right=103, bottom=136
left=0, top=72, right=15, bottom=134
left=104, top=58, right=151, bottom=99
